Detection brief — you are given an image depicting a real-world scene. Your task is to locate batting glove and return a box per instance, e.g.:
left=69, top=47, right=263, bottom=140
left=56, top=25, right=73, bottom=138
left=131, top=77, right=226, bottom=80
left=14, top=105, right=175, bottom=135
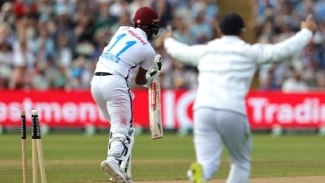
left=142, top=54, right=162, bottom=88
left=142, top=69, right=160, bottom=88
left=152, top=54, right=162, bottom=71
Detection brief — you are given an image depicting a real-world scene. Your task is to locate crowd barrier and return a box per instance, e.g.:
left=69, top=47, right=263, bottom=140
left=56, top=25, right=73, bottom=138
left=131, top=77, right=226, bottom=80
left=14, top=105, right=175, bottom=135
left=1, top=90, right=325, bottom=130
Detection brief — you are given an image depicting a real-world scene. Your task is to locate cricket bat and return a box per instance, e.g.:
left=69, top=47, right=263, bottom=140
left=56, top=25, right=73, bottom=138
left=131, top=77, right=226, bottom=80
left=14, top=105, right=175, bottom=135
left=149, top=79, right=163, bottom=140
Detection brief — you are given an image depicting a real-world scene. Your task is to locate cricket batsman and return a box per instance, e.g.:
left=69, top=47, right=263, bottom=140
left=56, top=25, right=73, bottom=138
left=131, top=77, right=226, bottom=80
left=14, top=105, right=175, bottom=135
left=90, top=7, right=162, bottom=183
left=163, top=13, right=317, bottom=183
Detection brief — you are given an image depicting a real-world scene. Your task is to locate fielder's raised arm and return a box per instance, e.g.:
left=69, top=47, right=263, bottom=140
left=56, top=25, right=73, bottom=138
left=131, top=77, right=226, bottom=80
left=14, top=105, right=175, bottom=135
left=163, top=25, right=206, bottom=66
left=250, top=14, right=317, bottom=65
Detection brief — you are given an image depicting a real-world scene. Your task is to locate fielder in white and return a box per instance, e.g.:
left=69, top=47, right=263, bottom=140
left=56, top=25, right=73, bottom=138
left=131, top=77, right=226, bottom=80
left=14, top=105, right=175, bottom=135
left=91, top=7, right=162, bottom=183
left=163, top=13, right=317, bottom=183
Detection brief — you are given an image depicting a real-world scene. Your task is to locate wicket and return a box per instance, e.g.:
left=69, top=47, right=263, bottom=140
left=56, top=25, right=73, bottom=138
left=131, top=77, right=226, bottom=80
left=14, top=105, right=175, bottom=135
left=21, top=111, right=28, bottom=183
left=21, top=110, right=47, bottom=183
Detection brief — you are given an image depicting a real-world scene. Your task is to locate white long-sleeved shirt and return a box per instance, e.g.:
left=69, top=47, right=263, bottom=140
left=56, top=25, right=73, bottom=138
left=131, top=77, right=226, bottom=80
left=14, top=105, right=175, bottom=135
left=95, top=26, right=155, bottom=82
left=164, top=29, right=313, bottom=115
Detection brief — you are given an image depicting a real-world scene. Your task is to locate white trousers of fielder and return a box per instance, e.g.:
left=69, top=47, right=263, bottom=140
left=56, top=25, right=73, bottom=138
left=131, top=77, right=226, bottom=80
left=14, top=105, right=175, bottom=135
left=193, top=108, right=252, bottom=183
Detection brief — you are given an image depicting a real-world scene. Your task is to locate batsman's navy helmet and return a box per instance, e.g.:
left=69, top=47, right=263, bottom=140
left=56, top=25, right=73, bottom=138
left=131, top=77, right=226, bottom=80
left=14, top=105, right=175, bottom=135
left=132, top=7, right=160, bottom=41
left=219, top=13, right=245, bottom=36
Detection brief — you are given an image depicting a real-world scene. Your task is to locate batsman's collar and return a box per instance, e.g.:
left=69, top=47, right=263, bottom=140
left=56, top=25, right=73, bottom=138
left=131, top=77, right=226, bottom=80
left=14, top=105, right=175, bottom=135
left=137, top=27, right=147, bottom=38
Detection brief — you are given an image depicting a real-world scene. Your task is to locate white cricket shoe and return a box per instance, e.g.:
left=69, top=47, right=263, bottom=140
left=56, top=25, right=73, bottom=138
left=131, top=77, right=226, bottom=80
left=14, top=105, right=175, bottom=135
left=101, top=159, right=128, bottom=183
left=110, top=177, right=134, bottom=183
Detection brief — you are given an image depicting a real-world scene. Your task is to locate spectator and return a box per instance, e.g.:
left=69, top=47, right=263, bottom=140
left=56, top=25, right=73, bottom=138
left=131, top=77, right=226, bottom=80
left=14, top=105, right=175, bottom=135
left=315, top=0, right=325, bottom=22
left=110, top=12, right=131, bottom=34
left=91, top=28, right=110, bottom=67
left=31, top=67, right=51, bottom=89
left=37, top=0, right=53, bottom=17
left=16, top=15, right=36, bottom=41
left=171, top=61, right=187, bottom=89
left=13, top=0, right=38, bottom=19
left=152, top=0, right=173, bottom=27
left=190, top=10, right=213, bottom=44
left=56, top=33, right=72, bottom=67
left=109, top=0, right=129, bottom=20
left=70, top=56, right=92, bottom=89
left=186, top=67, right=199, bottom=89
left=260, top=67, right=282, bottom=90
left=32, top=55, right=60, bottom=90
left=34, top=28, right=55, bottom=65
left=316, top=73, right=325, bottom=89
left=95, top=8, right=115, bottom=31
left=10, top=28, right=35, bottom=89
left=275, top=2, right=300, bottom=30
left=74, top=13, right=95, bottom=58
left=303, top=60, right=324, bottom=88
left=277, top=20, right=295, bottom=42
left=54, top=0, right=75, bottom=16
left=0, top=2, right=14, bottom=27
left=172, top=16, right=192, bottom=44
left=74, top=13, right=95, bottom=43
left=300, top=42, right=322, bottom=70
left=0, top=23, right=13, bottom=88
left=282, top=67, right=309, bottom=92
left=53, top=6, right=75, bottom=47
left=190, top=0, right=218, bottom=24
left=54, top=65, right=69, bottom=89
left=204, top=0, right=219, bottom=24
left=129, top=0, right=151, bottom=22
left=294, top=0, right=316, bottom=19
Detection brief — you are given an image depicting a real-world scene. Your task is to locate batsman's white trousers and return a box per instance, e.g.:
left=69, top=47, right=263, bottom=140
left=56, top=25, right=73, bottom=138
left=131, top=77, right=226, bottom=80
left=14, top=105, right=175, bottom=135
left=91, top=75, right=133, bottom=134
left=193, top=108, right=252, bottom=183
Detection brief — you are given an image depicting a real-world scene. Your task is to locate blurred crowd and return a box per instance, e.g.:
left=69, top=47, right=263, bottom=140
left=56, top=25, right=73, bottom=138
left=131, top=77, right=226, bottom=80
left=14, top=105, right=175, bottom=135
left=0, top=0, right=219, bottom=90
left=251, top=0, right=325, bottom=91
left=2, top=0, right=322, bottom=92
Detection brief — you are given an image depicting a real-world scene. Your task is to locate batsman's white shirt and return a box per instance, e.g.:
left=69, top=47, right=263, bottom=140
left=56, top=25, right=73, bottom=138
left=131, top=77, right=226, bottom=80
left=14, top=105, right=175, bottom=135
left=164, top=29, right=313, bottom=115
left=95, top=26, right=156, bottom=82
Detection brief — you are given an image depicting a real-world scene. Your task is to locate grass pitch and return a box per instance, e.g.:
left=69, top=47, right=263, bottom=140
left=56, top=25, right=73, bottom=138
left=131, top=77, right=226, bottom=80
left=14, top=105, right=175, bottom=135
left=0, top=133, right=325, bottom=183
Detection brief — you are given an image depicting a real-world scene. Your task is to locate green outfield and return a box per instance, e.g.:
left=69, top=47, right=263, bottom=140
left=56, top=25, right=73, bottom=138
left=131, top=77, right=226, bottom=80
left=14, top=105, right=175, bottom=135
left=1, top=133, right=325, bottom=183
